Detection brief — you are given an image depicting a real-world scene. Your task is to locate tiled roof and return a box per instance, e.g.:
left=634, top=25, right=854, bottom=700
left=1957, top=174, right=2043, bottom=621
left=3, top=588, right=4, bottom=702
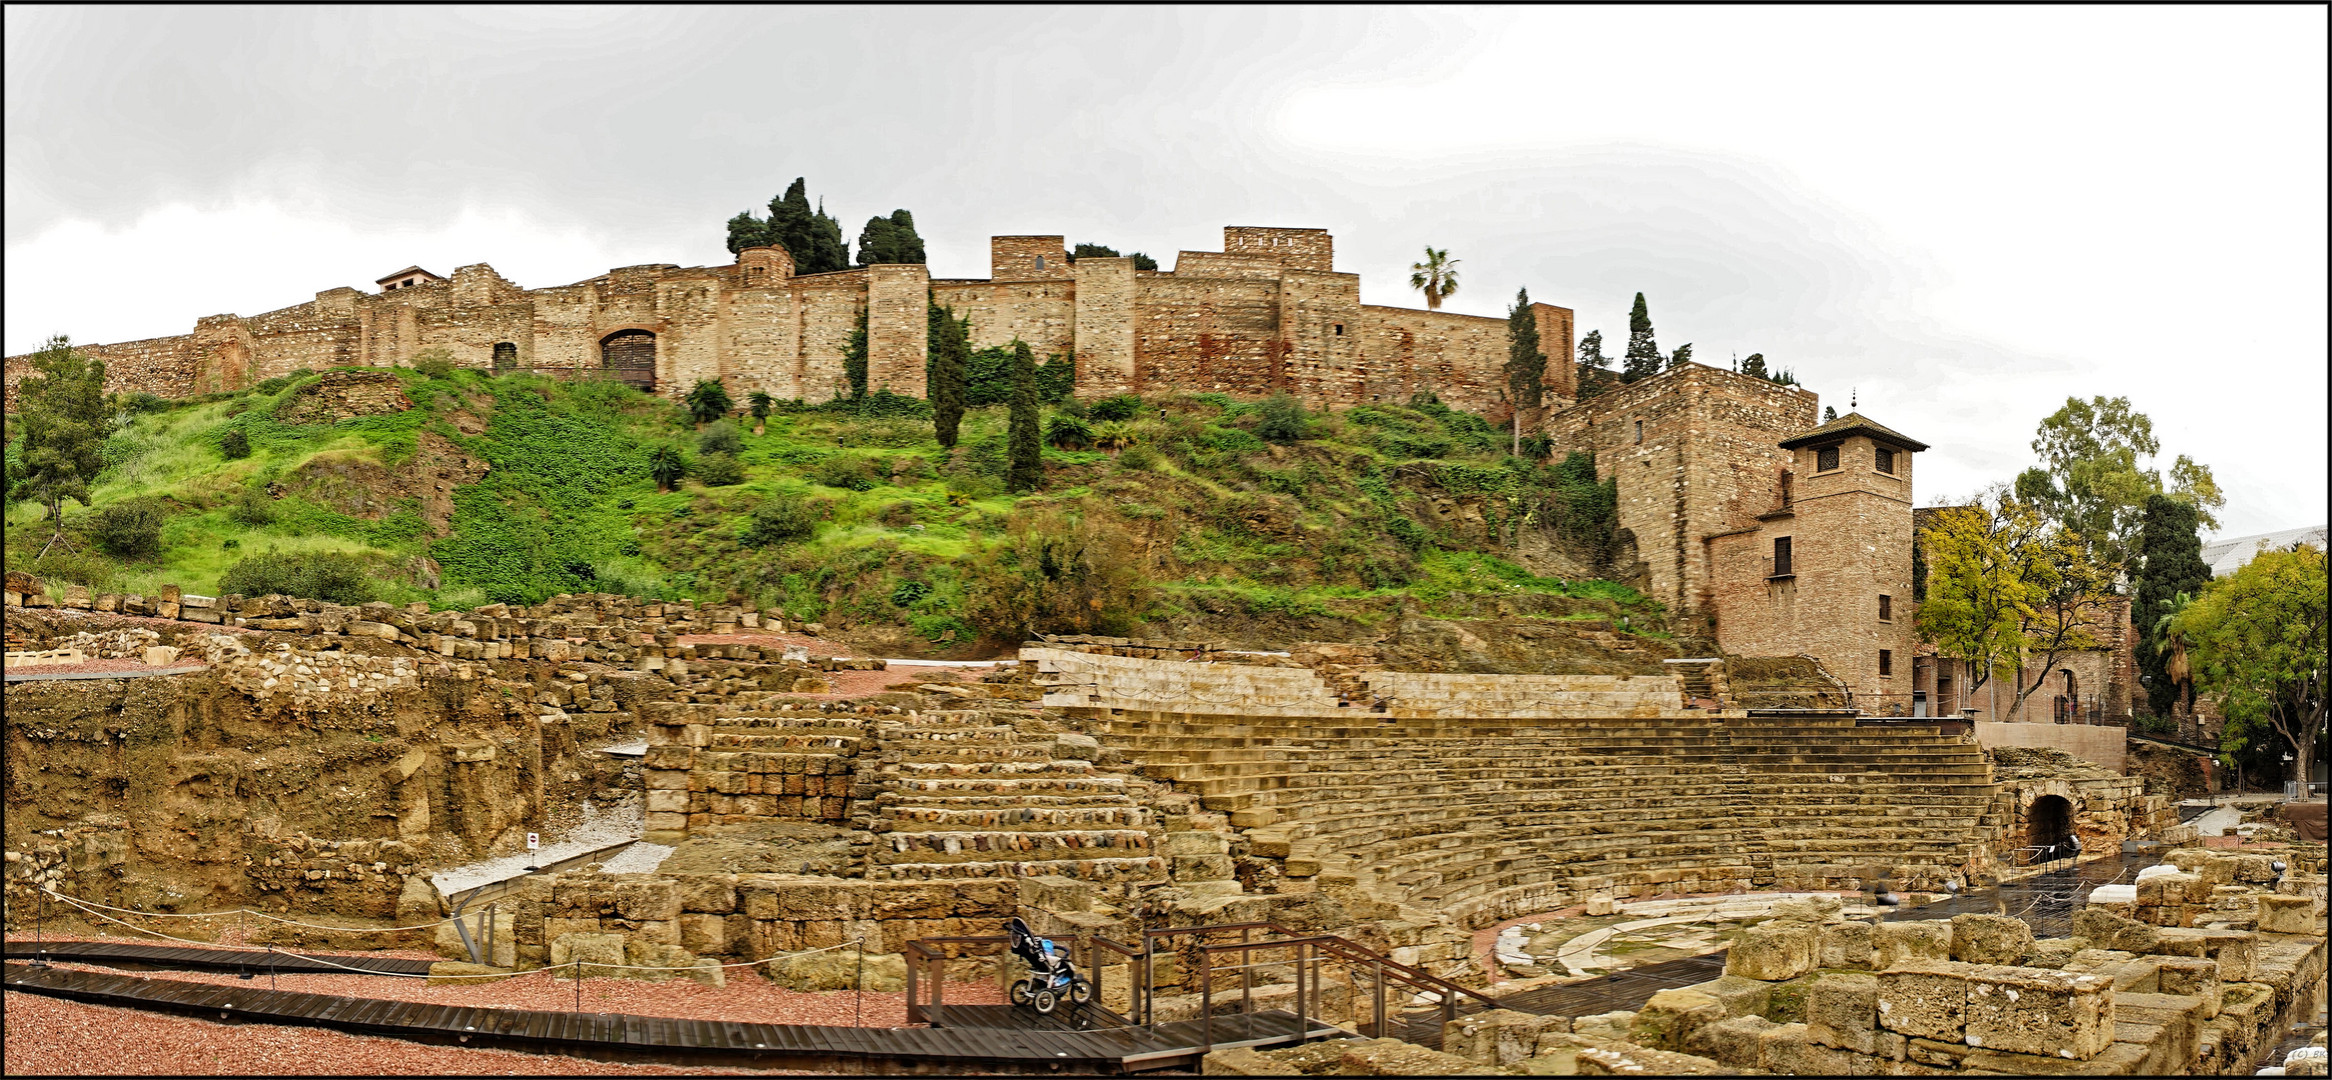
left=1777, top=411, right=1930, bottom=452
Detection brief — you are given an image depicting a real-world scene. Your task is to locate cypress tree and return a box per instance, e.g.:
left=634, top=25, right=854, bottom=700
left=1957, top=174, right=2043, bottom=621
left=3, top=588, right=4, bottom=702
left=856, top=209, right=928, bottom=265
left=928, top=300, right=970, bottom=448
left=842, top=309, right=870, bottom=400
left=1741, top=353, right=1768, bottom=378
left=1006, top=340, right=1042, bottom=493
left=1621, top=292, right=1661, bottom=383
left=2133, top=493, right=2211, bottom=715
left=1504, top=287, right=1546, bottom=452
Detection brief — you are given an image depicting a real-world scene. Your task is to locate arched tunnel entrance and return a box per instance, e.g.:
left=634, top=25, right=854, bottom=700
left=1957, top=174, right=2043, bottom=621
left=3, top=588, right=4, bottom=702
left=599, top=330, right=657, bottom=390
left=2026, top=794, right=2076, bottom=864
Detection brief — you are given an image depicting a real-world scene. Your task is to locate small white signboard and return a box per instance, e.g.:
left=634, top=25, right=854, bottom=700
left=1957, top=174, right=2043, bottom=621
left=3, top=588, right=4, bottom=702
left=526, top=833, right=540, bottom=850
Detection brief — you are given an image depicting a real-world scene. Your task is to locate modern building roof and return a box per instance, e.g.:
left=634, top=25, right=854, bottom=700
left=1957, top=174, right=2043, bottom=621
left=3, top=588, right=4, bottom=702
left=2199, top=524, right=2327, bottom=578
left=1777, top=411, right=1931, bottom=452
left=374, top=266, right=444, bottom=285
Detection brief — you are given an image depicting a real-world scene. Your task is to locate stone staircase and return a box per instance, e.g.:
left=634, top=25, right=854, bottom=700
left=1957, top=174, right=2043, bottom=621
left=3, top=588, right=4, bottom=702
left=641, top=702, right=873, bottom=836
left=1082, top=709, right=1999, bottom=927
left=1357, top=672, right=1688, bottom=719
left=1666, top=658, right=1727, bottom=709
left=856, top=708, right=1169, bottom=885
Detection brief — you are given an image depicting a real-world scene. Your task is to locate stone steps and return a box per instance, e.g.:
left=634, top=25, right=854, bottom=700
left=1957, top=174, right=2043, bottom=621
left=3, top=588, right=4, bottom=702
left=874, top=828, right=1154, bottom=859
left=867, top=856, right=1169, bottom=882
left=876, top=805, right=1155, bottom=828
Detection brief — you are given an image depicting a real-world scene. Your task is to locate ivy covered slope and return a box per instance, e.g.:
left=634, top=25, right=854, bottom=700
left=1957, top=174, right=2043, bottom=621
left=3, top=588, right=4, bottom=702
left=5, top=366, right=1666, bottom=655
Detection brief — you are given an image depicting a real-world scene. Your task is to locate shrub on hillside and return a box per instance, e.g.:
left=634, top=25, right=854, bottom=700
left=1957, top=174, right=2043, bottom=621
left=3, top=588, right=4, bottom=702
left=89, top=497, right=169, bottom=559
left=1116, top=443, right=1160, bottom=472
left=1256, top=394, right=1308, bottom=444
left=741, top=495, right=820, bottom=548
left=217, top=549, right=376, bottom=605
left=1090, top=394, right=1143, bottom=422
left=810, top=454, right=882, bottom=491
left=120, top=392, right=169, bottom=414
left=698, top=420, right=744, bottom=456
left=218, top=427, right=252, bottom=460
left=1045, top=414, right=1094, bottom=450
left=229, top=485, right=276, bottom=526
left=410, top=350, right=456, bottom=379
left=695, top=451, right=746, bottom=486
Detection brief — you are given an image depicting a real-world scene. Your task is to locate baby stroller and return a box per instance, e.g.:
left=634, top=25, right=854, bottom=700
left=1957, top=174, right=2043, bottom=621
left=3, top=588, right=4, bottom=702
left=1005, top=917, right=1092, bottom=1014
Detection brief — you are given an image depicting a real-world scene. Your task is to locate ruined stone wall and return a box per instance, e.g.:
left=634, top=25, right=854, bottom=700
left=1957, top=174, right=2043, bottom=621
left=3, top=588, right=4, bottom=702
left=933, top=279, right=1076, bottom=360
left=3, top=333, right=203, bottom=411
left=503, top=871, right=1018, bottom=966
left=1276, top=270, right=1366, bottom=406
left=1135, top=274, right=1284, bottom=395
left=794, top=270, right=866, bottom=401
left=1357, top=305, right=1510, bottom=415
left=862, top=263, right=930, bottom=397
left=1069, top=258, right=1137, bottom=394
left=1223, top=226, right=1333, bottom=271
left=1549, top=365, right=1820, bottom=615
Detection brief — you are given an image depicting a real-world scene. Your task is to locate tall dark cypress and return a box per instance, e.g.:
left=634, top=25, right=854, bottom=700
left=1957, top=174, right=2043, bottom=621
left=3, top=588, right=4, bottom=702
left=1006, top=340, right=1042, bottom=493
left=1504, top=287, right=1546, bottom=450
left=1621, top=292, right=1661, bottom=383
left=929, top=300, right=969, bottom=447
left=2133, top=493, right=2211, bottom=716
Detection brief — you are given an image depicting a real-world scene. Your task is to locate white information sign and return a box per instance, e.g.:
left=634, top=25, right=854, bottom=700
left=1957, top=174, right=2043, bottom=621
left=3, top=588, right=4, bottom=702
left=527, top=832, right=540, bottom=850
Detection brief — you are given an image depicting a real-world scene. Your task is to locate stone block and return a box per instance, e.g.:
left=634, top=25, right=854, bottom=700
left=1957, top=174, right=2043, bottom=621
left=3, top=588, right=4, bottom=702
left=679, top=874, right=736, bottom=914
left=1199, top=1046, right=1293, bottom=1076
left=1685, top=974, right=1772, bottom=1018
left=2137, top=870, right=2207, bottom=906
left=1805, top=972, right=1879, bottom=1054
left=2259, top=894, right=2323, bottom=935
left=2148, top=926, right=2256, bottom=981
left=550, top=932, right=627, bottom=977
left=1629, top=988, right=1727, bottom=1052
left=2155, top=957, right=2221, bottom=1019
left=1877, top=963, right=1967, bottom=1041
left=1725, top=921, right=1817, bottom=981
left=1818, top=920, right=1873, bottom=969
left=1681, top=1013, right=1776, bottom=1069
left=1949, top=913, right=2034, bottom=966
left=1873, top=920, right=1952, bottom=969
left=1442, top=1008, right=1566, bottom=1067
left=1961, top=964, right=2114, bottom=1060
left=1757, top=1022, right=1878, bottom=1076
left=2072, top=907, right=2158, bottom=952
left=766, top=948, right=905, bottom=992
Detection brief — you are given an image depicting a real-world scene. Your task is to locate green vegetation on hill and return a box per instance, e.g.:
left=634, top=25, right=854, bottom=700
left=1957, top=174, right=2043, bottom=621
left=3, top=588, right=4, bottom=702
left=7, top=364, right=1659, bottom=652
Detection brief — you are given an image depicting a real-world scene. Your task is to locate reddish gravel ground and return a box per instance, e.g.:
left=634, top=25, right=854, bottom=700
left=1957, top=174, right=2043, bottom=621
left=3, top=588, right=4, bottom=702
left=3, top=657, right=205, bottom=678
left=5, top=952, right=1012, bottom=1076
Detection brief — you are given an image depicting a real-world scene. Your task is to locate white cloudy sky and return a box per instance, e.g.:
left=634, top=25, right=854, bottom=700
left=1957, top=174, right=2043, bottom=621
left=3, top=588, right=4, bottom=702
left=6, top=6, right=2325, bottom=536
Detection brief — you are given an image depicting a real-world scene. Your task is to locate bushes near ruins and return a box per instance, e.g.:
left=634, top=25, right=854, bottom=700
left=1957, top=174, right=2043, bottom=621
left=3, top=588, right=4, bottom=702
left=741, top=495, right=821, bottom=548
left=217, top=427, right=252, bottom=460
left=694, top=452, right=746, bottom=486
left=218, top=548, right=377, bottom=605
left=697, top=421, right=744, bottom=457
left=89, top=496, right=168, bottom=559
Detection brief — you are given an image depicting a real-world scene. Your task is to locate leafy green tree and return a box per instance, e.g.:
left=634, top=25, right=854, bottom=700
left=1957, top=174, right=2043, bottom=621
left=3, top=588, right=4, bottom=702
left=5, top=336, right=112, bottom=554
left=219, top=427, right=252, bottom=460
left=747, top=390, right=774, bottom=435
left=842, top=309, right=870, bottom=400
left=1503, top=288, right=1547, bottom=454
left=2176, top=543, right=2326, bottom=784
left=1667, top=342, right=1693, bottom=369
left=1741, top=352, right=1768, bottom=379
left=218, top=550, right=375, bottom=605
left=855, top=209, right=927, bottom=265
left=2017, top=395, right=2225, bottom=576
left=647, top=444, right=689, bottom=492
left=685, top=378, right=733, bottom=427
left=1409, top=247, right=1460, bottom=310
left=694, top=452, right=745, bottom=486
left=927, top=301, right=970, bottom=448
left=1070, top=243, right=1159, bottom=271
left=725, top=178, right=848, bottom=273
left=1090, top=394, right=1142, bottom=422
left=1824, top=405, right=1838, bottom=422
left=2133, top=493, right=2212, bottom=716
left=1917, top=494, right=2051, bottom=711
left=1620, top=293, right=1661, bottom=382
left=1006, top=340, right=1042, bottom=493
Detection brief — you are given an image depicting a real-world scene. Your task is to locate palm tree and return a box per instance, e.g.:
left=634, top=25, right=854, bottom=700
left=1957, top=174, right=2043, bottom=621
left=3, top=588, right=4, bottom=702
left=2154, top=591, right=2196, bottom=717
left=748, top=390, right=774, bottom=435
left=1410, top=247, right=1460, bottom=311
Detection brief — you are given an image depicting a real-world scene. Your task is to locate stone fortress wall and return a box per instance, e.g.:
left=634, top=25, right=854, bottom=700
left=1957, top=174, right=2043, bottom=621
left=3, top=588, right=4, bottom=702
left=3, top=226, right=1574, bottom=422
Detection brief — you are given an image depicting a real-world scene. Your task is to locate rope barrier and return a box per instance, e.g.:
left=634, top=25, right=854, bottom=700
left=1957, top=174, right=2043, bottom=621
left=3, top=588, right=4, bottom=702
left=41, top=887, right=466, bottom=933
left=38, top=889, right=870, bottom=977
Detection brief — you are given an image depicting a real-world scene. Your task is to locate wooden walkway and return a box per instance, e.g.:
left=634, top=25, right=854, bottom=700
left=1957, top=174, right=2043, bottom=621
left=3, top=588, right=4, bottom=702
left=4, top=961, right=1342, bottom=1073
left=3, top=940, right=437, bottom=977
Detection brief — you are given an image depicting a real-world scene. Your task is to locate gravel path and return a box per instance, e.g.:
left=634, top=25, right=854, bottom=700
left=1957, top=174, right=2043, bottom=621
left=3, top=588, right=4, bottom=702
left=6, top=955, right=1012, bottom=1075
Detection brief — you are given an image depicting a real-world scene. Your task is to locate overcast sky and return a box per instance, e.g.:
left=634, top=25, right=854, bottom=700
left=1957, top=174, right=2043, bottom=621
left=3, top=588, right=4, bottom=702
left=7, top=6, right=2325, bottom=537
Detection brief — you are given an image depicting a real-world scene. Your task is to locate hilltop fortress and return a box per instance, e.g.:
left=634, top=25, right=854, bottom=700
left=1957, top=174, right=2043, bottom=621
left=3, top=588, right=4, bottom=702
left=1, top=223, right=2133, bottom=718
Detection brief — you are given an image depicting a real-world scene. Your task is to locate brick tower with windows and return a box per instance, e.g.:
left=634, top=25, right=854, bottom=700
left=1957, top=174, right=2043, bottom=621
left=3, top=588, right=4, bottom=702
left=1703, top=412, right=1929, bottom=709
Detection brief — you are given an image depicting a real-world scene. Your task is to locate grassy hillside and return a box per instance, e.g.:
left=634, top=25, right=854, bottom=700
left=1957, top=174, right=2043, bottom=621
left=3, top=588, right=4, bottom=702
left=6, top=366, right=1662, bottom=654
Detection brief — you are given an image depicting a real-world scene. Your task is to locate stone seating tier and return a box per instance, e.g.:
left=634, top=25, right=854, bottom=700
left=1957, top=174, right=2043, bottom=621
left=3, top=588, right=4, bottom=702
left=1082, top=707, right=1995, bottom=920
